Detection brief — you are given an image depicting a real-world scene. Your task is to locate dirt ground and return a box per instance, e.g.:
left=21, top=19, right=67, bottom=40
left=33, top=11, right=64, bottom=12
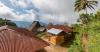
left=41, top=37, right=68, bottom=52
left=44, top=44, right=68, bottom=52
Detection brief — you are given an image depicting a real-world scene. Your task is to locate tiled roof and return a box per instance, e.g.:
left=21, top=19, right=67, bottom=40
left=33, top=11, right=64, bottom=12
left=0, top=25, right=49, bottom=52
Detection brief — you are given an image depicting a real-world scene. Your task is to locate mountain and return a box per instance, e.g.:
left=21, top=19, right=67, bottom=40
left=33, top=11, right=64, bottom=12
left=13, top=21, right=32, bottom=28
left=13, top=21, right=48, bottom=28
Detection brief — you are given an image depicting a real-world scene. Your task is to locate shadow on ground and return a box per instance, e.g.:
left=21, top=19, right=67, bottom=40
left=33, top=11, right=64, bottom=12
left=36, top=49, right=47, bottom=52
left=60, top=32, right=76, bottom=48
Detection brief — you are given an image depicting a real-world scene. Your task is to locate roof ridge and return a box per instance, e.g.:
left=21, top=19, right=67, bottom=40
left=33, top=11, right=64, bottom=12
left=0, top=25, right=8, bottom=31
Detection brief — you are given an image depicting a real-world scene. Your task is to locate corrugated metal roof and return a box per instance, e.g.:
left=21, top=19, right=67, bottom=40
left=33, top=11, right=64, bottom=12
left=0, top=25, right=49, bottom=52
left=47, top=28, right=63, bottom=35
left=47, top=25, right=73, bottom=33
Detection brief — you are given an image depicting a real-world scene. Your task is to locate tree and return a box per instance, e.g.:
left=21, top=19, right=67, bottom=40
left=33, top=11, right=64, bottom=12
left=0, top=18, right=17, bottom=27
left=74, top=0, right=98, bottom=52
left=71, top=10, right=100, bottom=52
left=74, top=0, right=98, bottom=35
left=74, top=0, right=98, bottom=13
left=75, top=0, right=98, bottom=24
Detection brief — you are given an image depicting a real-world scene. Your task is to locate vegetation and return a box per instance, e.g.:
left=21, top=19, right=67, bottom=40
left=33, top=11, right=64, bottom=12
left=0, top=18, right=17, bottom=27
left=74, top=0, right=98, bottom=13
left=74, top=0, right=98, bottom=26
left=88, top=10, right=100, bottom=52
left=69, top=10, right=100, bottom=52
left=69, top=0, right=98, bottom=52
left=69, top=0, right=100, bottom=52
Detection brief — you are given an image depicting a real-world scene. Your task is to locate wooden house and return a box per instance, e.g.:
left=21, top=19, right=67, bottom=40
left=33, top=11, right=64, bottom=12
left=0, top=25, right=49, bottom=52
left=47, top=28, right=66, bottom=45
left=47, top=24, right=73, bottom=45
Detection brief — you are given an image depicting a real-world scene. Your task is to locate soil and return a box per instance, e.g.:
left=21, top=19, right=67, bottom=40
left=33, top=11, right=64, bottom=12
left=41, top=37, right=68, bottom=52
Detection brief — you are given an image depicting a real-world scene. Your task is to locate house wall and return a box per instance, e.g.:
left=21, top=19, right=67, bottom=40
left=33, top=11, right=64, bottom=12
left=56, top=36, right=64, bottom=44
left=49, top=36, right=57, bottom=45
left=48, top=33, right=65, bottom=45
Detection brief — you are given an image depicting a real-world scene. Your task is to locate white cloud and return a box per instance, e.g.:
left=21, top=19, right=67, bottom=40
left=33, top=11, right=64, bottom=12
left=42, top=14, right=67, bottom=23
left=19, top=10, right=36, bottom=22
left=0, top=2, right=12, bottom=14
left=10, top=0, right=32, bottom=9
left=0, top=1, right=36, bottom=22
left=32, top=0, right=78, bottom=24
left=0, top=0, right=79, bottom=24
left=1, top=0, right=99, bottom=24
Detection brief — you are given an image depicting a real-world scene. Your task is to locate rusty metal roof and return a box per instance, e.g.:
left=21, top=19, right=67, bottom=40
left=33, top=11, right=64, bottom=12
left=0, top=25, right=49, bottom=52
left=47, top=25, right=73, bottom=33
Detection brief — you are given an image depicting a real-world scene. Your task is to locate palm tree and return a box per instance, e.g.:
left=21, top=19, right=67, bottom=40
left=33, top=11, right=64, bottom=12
left=74, top=0, right=98, bottom=52
left=75, top=0, right=98, bottom=24
left=74, top=0, right=98, bottom=33
left=75, top=0, right=98, bottom=13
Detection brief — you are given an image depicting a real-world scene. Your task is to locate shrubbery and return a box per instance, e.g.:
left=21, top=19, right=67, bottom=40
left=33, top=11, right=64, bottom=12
left=0, top=18, right=17, bottom=27
left=69, top=10, right=100, bottom=52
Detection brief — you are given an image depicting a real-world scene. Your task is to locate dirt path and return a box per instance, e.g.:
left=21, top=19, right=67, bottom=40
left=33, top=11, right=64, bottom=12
left=44, top=45, right=68, bottom=52
left=82, top=33, right=89, bottom=52
left=42, top=37, right=68, bottom=52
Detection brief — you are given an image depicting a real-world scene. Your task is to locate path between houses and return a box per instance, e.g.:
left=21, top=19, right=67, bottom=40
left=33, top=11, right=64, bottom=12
left=42, top=37, right=68, bottom=52
left=44, top=44, right=68, bottom=52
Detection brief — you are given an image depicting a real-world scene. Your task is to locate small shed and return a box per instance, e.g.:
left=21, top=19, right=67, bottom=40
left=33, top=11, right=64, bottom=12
left=0, top=25, right=49, bottom=52
left=47, top=28, right=66, bottom=45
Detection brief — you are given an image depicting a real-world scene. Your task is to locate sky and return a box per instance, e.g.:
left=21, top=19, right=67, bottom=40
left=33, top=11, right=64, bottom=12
left=0, top=0, right=100, bottom=25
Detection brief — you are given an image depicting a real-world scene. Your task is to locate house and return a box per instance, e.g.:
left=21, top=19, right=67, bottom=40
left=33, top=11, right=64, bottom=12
left=47, top=28, right=66, bottom=45
left=47, top=24, right=73, bottom=45
left=28, top=21, right=46, bottom=33
left=47, top=24, right=73, bottom=33
left=0, top=25, right=49, bottom=52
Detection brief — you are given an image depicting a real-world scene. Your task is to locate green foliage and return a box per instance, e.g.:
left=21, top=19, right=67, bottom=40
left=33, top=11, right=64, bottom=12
left=74, top=0, right=98, bottom=12
left=36, top=32, right=46, bottom=37
left=0, top=18, right=17, bottom=27
left=88, top=16, right=100, bottom=52
left=73, top=0, right=99, bottom=52
left=69, top=10, right=100, bottom=52
left=68, top=24, right=84, bottom=52
left=78, top=13, right=94, bottom=24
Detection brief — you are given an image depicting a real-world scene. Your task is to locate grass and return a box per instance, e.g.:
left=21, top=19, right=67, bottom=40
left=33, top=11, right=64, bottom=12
left=36, top=32, right=46, bottom=37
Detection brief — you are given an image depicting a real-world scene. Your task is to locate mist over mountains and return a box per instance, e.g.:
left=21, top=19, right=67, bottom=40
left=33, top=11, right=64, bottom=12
left=13, top=21, right=32, bottom=28
left=13, top=21, right=48, bottom=28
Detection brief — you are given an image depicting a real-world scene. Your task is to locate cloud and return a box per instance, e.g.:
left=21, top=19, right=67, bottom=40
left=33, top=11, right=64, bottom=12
left=2, top=0, right=100, bottom=24
left=5, top=0, right=78, bottom=23
left=10, top=0, right=33, bottom=9
left=0, top=1, right=36, bottom=22
left=0, top=0, right=79, bottom=24
left=33, top=0, right=70, bottom=14
left=32, top=0, right=78, bottom=24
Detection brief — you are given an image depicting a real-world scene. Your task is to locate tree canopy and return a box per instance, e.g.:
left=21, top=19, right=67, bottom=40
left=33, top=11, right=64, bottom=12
left=74, top=0, right=98, bottom=12
left=0, top=18, right=17, bottom=27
